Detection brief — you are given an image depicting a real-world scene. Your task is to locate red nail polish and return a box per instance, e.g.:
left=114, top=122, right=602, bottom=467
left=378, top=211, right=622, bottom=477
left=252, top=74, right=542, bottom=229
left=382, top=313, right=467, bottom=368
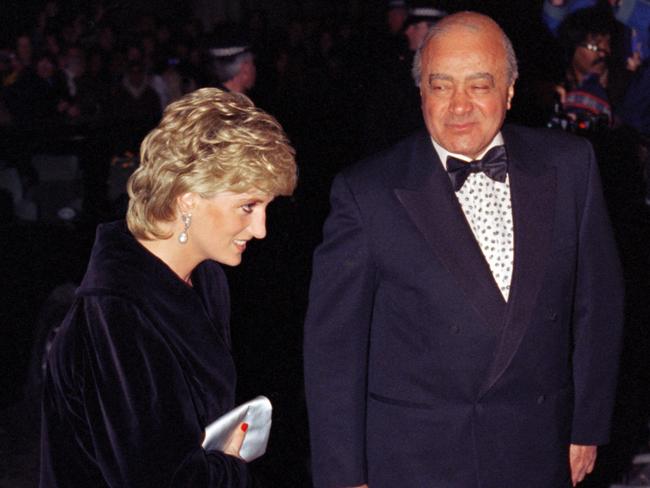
left=241, top=423, right=249, bottom=432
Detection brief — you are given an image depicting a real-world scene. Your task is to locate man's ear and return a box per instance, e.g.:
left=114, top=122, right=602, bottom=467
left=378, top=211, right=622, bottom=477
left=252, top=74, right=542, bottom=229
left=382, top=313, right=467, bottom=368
left=506, top=84, right=515, bottom=110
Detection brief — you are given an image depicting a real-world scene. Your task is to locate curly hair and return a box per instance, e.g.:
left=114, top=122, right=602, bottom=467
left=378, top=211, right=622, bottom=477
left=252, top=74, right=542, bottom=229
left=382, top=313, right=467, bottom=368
left=556, top=6, right=615, bottom=72
left=126, top=87, right=297, bottom=240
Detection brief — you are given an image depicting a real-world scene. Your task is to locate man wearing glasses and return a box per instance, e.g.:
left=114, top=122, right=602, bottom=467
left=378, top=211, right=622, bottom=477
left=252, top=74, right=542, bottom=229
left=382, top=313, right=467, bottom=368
left=544, top=0, right=649, bottom=66
left=555, top=7, right=617, bottom=127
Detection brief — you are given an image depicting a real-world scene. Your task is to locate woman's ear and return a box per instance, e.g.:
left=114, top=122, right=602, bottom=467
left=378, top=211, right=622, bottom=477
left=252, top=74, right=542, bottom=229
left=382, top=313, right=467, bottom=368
left=177, top=192, right=197, bottom=214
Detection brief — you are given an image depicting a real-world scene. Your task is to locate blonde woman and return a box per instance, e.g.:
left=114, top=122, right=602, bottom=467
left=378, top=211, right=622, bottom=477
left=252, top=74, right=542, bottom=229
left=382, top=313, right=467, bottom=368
left=40, top=88, right=297, bottom=487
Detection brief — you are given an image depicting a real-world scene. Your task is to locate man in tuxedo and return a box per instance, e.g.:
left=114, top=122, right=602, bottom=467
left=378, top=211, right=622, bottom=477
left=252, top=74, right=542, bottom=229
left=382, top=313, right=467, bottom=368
left=303, top=11, right=624, bottom=488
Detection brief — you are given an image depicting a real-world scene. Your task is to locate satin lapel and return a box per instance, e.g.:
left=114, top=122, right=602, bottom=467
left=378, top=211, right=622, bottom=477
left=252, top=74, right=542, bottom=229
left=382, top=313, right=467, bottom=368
left=479, top=131, right=557, bottom=397
left=394, top=141, right=506, bottom=332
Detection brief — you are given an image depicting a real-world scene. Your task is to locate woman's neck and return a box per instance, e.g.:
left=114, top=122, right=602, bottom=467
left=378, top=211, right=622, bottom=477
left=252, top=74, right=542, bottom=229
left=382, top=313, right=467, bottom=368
left=136, top=236, right=200, bottom=286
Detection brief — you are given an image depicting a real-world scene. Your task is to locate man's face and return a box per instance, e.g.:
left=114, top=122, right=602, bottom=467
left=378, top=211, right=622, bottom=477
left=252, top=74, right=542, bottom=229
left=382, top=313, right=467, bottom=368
left=64, top=48, right=85, bottom=77
left=572, top=34, right=610, bottom=80
left=405, top=21, right=430, bottom=51
left=387, top=8, right=407, bottom=35
left=16, top=36, right=32, bottom=63
left=128, top=66, right=146, bottom=86
left=36, top=57, right=54, bottom=79
left=240, top=58, right=257, bottom=92
left=419, top=18, right=514, bottom=159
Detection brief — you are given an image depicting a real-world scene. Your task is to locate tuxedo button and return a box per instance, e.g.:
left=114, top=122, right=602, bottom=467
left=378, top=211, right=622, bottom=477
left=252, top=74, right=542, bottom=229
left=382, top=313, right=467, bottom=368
left=537, top=394, right=546, bottom=405
left=548, top=311, right=558, bottom=321
left=450, top=325, right=460, bottom=334
left=475, top=404, right=484, bottom=415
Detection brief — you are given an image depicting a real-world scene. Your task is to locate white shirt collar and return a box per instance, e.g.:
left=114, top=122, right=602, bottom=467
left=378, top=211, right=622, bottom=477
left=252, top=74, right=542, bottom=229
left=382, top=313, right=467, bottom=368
left=431, top=133, right=505, bottom=170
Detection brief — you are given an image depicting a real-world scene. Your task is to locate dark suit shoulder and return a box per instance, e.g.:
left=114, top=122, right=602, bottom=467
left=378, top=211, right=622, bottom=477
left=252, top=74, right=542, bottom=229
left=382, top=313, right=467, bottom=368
left=504, top=122, right=583, bottom=140
left=340, top=130, right=432, bottom=193
left=503, top=124, right=594, bottom=168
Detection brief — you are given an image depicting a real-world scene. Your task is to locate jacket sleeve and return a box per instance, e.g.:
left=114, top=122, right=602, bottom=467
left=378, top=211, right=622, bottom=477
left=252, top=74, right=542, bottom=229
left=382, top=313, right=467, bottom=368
left=40, top=296, right=251, bottom=488
left=570, top=140, right=625, bottom=445
left=303, top=173, right=377, bottom=488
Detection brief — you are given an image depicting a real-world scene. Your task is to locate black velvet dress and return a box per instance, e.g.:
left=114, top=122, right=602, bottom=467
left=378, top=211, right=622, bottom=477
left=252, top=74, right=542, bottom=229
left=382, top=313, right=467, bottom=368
left=40, top=221, right=252, bottom=487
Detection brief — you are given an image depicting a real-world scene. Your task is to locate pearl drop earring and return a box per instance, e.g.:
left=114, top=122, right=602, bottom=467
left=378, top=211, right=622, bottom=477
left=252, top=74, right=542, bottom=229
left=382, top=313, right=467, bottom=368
left=178, top=213, right=192, bottom=244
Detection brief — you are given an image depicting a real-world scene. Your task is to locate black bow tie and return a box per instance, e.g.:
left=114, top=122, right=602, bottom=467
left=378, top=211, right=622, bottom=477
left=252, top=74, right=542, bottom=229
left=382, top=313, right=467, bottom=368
left=446, top=145, right=508, bottom=192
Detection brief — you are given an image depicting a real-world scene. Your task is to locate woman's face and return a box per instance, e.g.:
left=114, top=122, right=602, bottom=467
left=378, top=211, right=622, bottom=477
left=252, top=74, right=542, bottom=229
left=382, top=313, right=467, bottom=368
left=184, top=190, right=273, bottom=266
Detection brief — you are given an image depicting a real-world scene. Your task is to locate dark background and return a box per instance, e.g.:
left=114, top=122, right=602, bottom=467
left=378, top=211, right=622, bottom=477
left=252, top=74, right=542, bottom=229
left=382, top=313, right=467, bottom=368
left=1, top=1, right=649, bottom=487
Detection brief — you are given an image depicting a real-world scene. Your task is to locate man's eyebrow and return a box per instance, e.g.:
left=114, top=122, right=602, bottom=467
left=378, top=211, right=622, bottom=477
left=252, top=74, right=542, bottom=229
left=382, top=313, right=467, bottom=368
left=428, top=73, right=454, bottom=82
left=428, top=73, right=496, bottom=85
left=465, top=72, right=495, bottom=85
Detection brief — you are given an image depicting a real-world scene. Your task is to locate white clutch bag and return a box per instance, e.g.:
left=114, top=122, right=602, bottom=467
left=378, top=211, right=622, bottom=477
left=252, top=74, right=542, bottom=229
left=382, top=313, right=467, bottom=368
left=202, top=395, right=272, bottom=462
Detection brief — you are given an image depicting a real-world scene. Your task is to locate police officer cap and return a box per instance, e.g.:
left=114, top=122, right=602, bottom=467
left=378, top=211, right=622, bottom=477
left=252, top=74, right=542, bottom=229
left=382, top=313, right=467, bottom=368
left=405, top=2, right=447, bottom=26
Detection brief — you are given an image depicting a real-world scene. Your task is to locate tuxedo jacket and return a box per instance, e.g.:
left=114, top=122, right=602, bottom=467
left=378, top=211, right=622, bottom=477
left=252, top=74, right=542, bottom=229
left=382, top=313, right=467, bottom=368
left=303, top=125, right=624, bottom=488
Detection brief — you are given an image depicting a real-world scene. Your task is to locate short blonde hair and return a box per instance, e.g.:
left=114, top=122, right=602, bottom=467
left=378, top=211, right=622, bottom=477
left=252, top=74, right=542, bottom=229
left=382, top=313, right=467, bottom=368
left=127, top=87, right=297, bottom=240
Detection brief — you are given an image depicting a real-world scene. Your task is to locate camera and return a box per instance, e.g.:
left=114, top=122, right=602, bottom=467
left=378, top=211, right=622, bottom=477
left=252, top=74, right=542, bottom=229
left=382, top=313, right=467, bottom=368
left=547, top=101, right=610, bottom=135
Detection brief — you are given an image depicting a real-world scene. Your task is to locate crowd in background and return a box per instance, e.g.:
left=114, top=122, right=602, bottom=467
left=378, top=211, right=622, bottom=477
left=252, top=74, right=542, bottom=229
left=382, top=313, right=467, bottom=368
left=1, top=1, right=650, bottom=487
left=0, top=0, right=380, bottom=223
left=0, top=0, right=649, bottom=223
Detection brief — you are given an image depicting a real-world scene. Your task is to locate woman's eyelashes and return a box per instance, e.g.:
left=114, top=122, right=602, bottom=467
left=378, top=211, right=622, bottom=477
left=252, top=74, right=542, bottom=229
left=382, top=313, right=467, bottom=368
left=241, top=202, right=256, bottom=214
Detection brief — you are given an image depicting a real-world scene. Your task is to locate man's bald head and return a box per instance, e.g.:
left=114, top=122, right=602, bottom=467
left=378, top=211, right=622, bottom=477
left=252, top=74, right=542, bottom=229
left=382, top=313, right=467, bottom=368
left=415, top=11, right=517, bottom=158
left=412, top=12, right=518, bottom=87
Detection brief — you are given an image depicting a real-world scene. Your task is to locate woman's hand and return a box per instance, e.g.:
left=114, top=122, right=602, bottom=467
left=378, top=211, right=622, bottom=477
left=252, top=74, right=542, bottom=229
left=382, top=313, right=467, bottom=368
left=223, top=422, right=249, bottom=459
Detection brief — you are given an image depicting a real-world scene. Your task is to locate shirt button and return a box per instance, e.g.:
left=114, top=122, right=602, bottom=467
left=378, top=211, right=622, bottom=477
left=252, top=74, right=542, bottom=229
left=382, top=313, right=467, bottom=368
left=450, top=325, right=460, bottom=334
left=537, top=394, right=546, bottom=405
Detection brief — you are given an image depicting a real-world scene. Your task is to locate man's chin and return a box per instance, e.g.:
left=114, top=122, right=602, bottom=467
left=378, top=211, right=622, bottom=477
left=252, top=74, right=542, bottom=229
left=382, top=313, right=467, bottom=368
left=443, top=140, right=486, bottom=159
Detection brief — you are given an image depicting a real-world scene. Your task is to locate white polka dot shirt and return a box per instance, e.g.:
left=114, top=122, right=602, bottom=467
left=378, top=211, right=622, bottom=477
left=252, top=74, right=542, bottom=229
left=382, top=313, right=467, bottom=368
left=431, top=135, right=514, bottom=301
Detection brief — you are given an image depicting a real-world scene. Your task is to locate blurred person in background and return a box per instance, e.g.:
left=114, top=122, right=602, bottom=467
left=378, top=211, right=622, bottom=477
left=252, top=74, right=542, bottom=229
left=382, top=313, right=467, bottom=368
left=404, top=3, right=447, bottom=51
left=543, top=0, right=650, bottom=68
left=110, top=60, right=161, bottom=142
left=554, top=7, right=618, bottom=129
left=361, top=2, right=447, bottom=156
left=387, top=0, right=409, bottom=36
left=549, top=5, right=647, bottom=133
left=58, top=45, right=106, bottom=124
left=3, top=51, right=68, bottom=128
left=205, top=33, right=257, bottom=95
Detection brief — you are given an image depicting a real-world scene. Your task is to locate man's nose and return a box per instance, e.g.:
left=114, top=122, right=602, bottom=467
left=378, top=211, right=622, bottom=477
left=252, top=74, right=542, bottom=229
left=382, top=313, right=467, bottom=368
left=250, top=211, right=267, bottom=239
left=449, top=88, right=472, bottom=115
